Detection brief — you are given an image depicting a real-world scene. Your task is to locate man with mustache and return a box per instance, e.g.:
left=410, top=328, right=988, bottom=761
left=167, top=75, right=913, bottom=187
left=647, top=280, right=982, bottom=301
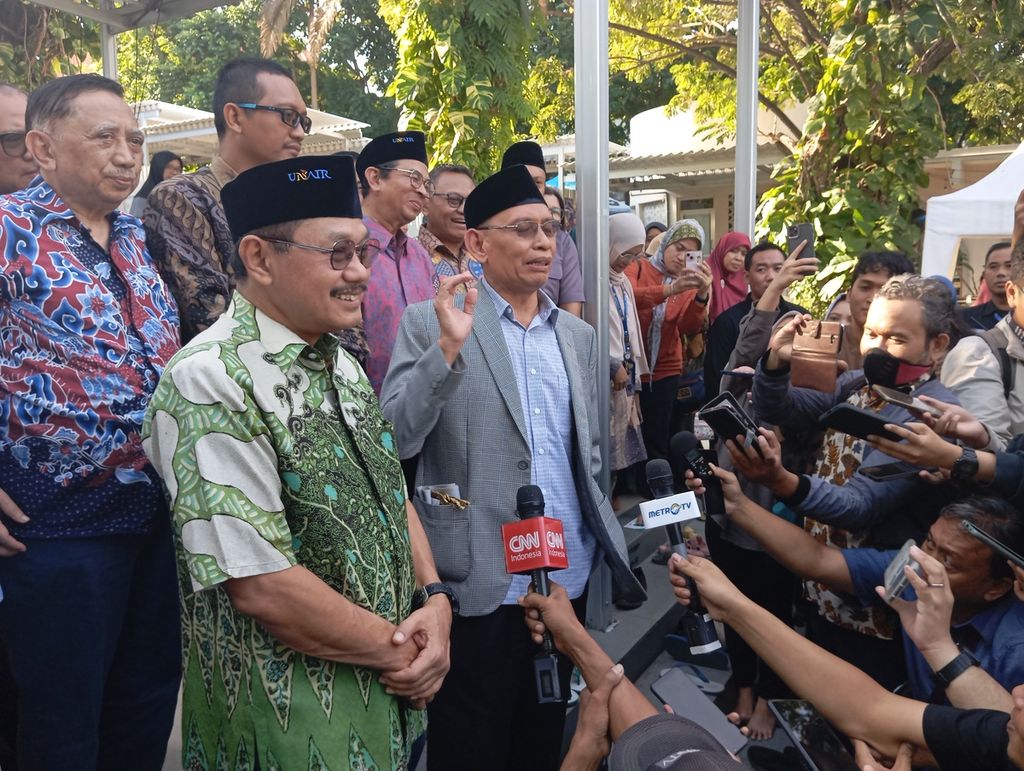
left=0, top=74, right=182, bottom=770
left=143, top=154, right=451, bottom=771
left=144, top=57, right=309, bottom=344
left=356, top=130, right=437, bottom=393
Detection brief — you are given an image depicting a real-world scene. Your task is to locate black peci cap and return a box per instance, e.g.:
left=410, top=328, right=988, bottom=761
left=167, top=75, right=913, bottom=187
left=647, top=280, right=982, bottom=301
left=221, top=155, right=362, bottom=242
left=464, top=165, right=547, bottom=229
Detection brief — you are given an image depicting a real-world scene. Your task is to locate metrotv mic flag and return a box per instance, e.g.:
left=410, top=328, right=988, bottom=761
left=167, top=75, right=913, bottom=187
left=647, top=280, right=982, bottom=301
left=502, top=516, right=569, bottom=574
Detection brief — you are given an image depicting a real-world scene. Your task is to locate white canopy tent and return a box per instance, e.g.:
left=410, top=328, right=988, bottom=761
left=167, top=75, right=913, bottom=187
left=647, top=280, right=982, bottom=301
left=921, top=140, right=1023, bottom=279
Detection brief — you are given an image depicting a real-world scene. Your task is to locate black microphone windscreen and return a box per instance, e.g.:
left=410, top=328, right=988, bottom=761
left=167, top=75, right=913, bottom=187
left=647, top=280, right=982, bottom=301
left=645, top=458, right=672, bottom=482
left=516, top=484, right=545, bottom=518
left=645, top=459, right=674, bottom=498
left=669, top=431, right=701, bottom=479
left=669, top=431, right=700, bottom=460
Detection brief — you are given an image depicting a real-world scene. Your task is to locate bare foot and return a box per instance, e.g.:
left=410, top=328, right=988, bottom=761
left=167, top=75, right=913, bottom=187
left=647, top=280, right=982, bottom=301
left=746, top=696, right=777, bottom=741
left=735, top=686, right=754, bottom=724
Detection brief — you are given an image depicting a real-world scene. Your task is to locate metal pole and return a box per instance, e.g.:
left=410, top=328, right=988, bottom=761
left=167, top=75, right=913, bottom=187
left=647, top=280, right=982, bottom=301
left=734, top=0, right=759, bottom=235
left=576, top=0, right=614, bottom=632
left=100, top=22, right=118, bottom=80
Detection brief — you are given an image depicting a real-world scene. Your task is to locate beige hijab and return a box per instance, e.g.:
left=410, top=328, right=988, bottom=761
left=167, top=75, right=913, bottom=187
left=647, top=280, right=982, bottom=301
left=609, top=212, right=650, bottom=381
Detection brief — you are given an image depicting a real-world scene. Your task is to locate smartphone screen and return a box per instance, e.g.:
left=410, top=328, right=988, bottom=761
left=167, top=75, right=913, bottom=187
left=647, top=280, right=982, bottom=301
left=769, top=700, right=858, bottom=771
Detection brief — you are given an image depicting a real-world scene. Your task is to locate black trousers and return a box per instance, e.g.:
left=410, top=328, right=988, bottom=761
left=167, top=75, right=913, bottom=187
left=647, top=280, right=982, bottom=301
left=705, top=518, right=792, bottom=699
left=426, top=597, right=585, bottom=771
left=639, top=374, right=680, bottom=464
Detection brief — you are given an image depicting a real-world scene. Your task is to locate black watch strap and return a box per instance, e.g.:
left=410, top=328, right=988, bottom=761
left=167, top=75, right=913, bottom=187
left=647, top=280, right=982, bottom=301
left=422, top=582, right=459, bottom=615
left=951, top=446, right=979, bottom=482
left=932, top=650, right=979, bottom=688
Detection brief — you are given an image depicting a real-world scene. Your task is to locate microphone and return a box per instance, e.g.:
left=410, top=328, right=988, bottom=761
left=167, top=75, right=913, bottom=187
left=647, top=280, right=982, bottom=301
left=669, top=431, right=724, bottom=516
left=502, top=485, right=568, bottom=703
left=644, top=459, right=722, bottom=655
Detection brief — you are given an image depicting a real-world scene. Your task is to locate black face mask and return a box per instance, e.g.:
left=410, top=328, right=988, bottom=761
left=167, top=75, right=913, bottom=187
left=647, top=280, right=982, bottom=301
left=862, top=347, right=932, bottom=389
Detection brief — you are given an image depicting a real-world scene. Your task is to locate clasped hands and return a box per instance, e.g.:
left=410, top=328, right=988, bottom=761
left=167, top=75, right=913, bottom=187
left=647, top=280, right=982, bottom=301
left=379, top=595, right=452, bottom=710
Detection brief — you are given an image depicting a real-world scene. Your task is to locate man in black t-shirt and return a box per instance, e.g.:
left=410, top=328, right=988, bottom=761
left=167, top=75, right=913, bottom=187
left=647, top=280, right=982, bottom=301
left=669, top=552, right=1024, bottom=771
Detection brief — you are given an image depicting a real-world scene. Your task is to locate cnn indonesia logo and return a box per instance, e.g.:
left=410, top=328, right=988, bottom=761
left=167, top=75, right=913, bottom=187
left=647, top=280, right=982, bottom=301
left=508, top=530, right=565, bottom=554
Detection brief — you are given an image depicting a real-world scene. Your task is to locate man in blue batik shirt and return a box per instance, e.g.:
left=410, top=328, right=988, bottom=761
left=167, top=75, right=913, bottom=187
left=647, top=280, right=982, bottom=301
left=0, top=75, right=181, bottom=770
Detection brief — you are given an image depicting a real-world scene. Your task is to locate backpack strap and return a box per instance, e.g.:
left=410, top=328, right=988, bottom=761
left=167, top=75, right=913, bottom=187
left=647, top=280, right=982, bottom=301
left=977, top=327, right=1013, bottom=399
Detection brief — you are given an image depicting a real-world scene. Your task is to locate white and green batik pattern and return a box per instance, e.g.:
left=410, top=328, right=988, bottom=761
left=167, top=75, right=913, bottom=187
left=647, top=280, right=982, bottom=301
left=143, top=292, right=423, bottom=771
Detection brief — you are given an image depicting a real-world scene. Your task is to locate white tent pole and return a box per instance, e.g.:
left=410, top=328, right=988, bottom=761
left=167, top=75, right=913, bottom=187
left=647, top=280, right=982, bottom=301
left=576, top=0, right=614, bottom=633
left=734, top=0, right=759, bottom=236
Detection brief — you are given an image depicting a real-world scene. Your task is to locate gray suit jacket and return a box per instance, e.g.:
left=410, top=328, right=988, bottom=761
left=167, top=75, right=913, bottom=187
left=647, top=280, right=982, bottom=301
left=380, top=287, right=645, bottom=616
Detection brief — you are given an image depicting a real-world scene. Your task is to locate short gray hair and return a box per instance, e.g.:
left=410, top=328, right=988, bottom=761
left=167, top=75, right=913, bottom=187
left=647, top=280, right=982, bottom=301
left=26, top=74, right=124, bottom=132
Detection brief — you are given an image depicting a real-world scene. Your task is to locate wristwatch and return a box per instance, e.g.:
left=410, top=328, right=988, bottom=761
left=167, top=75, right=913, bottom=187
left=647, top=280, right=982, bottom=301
left=421, top=582, right=459, bottom=615
left=950, top=446, right=980, bottom=482
left=932, top=650, right=979, bottom=689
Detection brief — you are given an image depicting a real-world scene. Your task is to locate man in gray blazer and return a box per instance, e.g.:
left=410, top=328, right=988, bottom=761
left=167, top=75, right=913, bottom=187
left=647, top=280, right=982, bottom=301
left=381, top=164, right=644, bottom=771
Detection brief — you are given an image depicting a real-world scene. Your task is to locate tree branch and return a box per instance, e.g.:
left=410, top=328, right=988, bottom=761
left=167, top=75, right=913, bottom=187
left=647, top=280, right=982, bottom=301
left=762, top=8, right=814, bottom=95
left=778, top=0, right=827, bottom=48
left=608, top=20, right=803, bottom=139
left=913, top=37, right=956, bottom=77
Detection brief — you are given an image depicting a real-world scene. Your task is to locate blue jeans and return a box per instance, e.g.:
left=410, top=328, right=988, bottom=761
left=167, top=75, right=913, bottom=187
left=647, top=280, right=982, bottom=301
left=0, top=517, right=181, bottom=771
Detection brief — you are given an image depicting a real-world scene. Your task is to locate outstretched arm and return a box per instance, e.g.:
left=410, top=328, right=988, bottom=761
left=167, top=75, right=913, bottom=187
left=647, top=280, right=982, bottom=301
left=668, top=554, right=936, bottom=764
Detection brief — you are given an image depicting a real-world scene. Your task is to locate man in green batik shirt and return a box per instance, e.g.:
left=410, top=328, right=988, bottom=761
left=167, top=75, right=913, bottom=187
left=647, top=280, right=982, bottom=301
left=143, top=155, right=454, bottom=771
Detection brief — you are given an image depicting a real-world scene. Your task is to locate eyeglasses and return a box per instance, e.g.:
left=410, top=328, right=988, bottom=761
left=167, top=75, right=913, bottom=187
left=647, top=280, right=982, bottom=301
left=476, top=219, right=560, bottom=239
left=234, top=103, right=312, bottom=134
left=0, top=132, right=26, bottom=157
left=549, top=207, right=564, bottom=219
left=260, top=237, right=381, bottom=270
left=432, top=191, right=467, bottom=209
left=382, top=166, right=435, bottom=196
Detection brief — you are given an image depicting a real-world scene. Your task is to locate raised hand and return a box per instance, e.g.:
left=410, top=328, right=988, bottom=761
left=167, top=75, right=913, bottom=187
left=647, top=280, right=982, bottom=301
left=435, top=271, right=478, bottom=365
left=767, top=313, right=812, bottom=369
left=867, top=421, right=962, bottom=470
left=773, top=240, right=818, bottom=290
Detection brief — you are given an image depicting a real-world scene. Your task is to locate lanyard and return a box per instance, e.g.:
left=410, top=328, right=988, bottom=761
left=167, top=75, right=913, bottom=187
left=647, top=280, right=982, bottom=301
left=611, top=285, right=636, bottom=386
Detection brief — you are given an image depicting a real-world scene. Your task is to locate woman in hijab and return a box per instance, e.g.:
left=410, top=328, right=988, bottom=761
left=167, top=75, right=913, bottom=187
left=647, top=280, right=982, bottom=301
left=707, top=231, right=752, bottom=322
left=625, top=219, right=713, bottom=472
left=129, top=151, right=183, bottom=217
left=608, top=212, right=650, bottom=490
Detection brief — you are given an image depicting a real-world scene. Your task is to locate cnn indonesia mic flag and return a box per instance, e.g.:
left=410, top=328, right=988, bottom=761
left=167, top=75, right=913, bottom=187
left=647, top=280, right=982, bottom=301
left=501, top=516, right=569, bottom=574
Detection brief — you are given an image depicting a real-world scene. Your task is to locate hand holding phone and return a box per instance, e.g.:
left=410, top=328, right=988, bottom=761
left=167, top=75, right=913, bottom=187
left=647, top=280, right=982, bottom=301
left=882, top=539, right=925, bottom=602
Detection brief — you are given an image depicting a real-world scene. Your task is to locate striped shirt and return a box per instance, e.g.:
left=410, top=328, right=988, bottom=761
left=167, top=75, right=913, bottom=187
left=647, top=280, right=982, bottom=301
left=479, top=280, right=596, bottom=602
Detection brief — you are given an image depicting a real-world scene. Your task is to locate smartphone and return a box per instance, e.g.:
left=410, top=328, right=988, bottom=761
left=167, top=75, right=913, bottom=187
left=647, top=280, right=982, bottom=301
left=859, top=461, right=927, bottom=482
left=786, top=223, right=816, bottom=261
left=719, top=369, right=755, bottom=379
left=870, top=385, right=943, bottom=418
left=768, top=700, right=858, bottom=771
left=819, top=403, right=901, bottom=442
left=651, top=668, right=747, bottom=754
left=962, top=520, right=1024, bottom=569
left=883, top=539, right=925, bottom=602
left=684, top=251, right=703, bottom=271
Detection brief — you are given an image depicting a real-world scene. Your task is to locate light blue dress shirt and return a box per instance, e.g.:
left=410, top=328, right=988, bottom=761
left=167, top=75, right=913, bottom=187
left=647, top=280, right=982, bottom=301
left=479, top=280, right=597, bottom=602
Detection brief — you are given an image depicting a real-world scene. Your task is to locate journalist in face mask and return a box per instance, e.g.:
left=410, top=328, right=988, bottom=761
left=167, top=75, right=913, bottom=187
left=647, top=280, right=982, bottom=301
left=736, top=275, right=962, bottom=691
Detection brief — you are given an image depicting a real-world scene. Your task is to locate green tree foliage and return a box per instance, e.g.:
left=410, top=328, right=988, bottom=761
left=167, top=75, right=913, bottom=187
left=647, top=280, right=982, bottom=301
left=378, top=0, right=535, bottom=175
left=116, top=0, right=398, bottom=135
left=0, top=1, right=99, bottom=88
left=602, top=0, right=1024, bottom=312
